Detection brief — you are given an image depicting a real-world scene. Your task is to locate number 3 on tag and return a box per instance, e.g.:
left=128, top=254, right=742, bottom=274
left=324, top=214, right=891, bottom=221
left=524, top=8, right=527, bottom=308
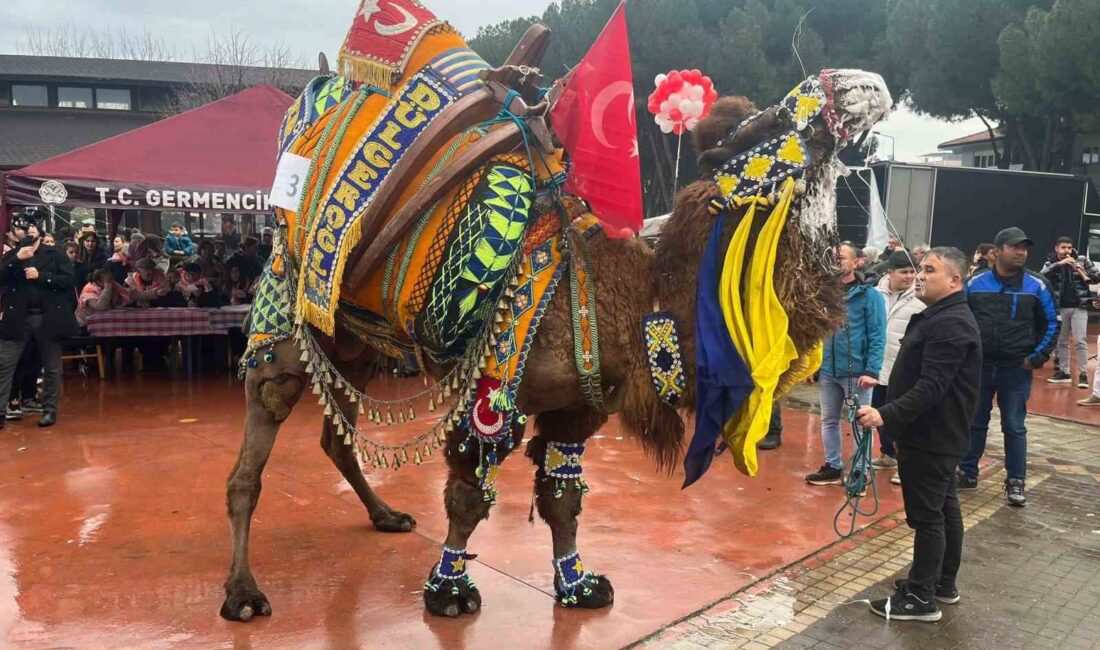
left=270, top=153, right=311, bottom=211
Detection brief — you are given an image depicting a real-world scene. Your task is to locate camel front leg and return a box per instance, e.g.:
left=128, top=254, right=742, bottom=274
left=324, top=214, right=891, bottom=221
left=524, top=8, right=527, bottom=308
left=423, top=418, right=523, bottom=618
left=528, top=409, right=614, bottom=609
left=220, top=354, right=304, bottom=622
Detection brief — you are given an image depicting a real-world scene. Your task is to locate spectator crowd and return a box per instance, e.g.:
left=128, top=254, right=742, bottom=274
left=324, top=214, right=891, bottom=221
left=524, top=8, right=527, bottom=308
left=1, top=213, right=274, bottom=425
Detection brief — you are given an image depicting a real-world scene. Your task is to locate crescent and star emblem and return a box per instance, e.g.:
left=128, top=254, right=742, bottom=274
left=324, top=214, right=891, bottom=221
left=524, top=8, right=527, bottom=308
left=590, top=80, right=639, bottom=158
left=359, top=0, right=419, bottom=36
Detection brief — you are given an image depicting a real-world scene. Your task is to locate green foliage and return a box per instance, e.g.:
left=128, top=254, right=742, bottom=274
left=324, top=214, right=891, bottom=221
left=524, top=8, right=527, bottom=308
left=470, top=0, right=890, bottom=216
left=467, top=0, right=1098, bottom=200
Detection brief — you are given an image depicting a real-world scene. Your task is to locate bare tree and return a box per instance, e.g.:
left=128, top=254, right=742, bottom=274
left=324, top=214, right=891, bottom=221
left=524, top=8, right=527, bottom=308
left=168, top=28, right=309, bottom=114
left=20, top=24, right=175, bottom=61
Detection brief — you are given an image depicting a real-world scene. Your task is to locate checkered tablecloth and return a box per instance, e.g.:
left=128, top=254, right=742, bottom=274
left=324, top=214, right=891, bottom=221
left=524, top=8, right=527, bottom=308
left=207, top=305, right=251, bottom=331
left=86, top=308, right=215, bottom=337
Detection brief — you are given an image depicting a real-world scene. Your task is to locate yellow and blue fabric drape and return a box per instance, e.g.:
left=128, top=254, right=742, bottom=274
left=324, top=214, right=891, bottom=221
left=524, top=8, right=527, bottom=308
left=684, top=177, right=821, bottom=485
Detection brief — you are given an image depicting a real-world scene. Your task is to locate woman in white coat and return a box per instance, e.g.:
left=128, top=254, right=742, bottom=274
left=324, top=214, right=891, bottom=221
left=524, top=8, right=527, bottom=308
left=872, top=251, right=927, bottom=479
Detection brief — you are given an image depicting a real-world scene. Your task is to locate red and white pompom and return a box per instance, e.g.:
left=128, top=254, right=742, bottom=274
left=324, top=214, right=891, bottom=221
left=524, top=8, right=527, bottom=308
left=646, top=69, right=719, bottom=135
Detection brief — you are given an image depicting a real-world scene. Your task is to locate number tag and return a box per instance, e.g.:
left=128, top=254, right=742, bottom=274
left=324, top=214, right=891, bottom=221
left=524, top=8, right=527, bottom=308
left=270, top=153, right=311, bottom=211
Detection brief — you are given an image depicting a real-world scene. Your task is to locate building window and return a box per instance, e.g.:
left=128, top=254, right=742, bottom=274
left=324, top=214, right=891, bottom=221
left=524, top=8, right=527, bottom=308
left=1083, top=147, right=1100, bottom=166
left=973, top=154, right=995, bottom=168
left=96, top=88, right=132, bottom=110
left=12, top=84, right=48, bottom=107
left=58, top=87, right=94, bottom=109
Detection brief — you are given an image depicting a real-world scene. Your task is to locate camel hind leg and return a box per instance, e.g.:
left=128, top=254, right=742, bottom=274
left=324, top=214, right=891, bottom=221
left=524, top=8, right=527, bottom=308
left=318, top=375, right=416, bottom=532
left=527, top=406, right=614, bottom=609
left=220, top=338, right=305, bottom=622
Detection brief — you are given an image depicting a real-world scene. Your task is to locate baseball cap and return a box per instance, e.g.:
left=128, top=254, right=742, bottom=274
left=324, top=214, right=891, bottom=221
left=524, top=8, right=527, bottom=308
left=993, top=227, right=1034, bottom=247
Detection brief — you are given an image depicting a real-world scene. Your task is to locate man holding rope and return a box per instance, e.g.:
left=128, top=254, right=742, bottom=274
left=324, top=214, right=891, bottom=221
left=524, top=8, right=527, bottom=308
left=856, top=247, right=981, bottom=622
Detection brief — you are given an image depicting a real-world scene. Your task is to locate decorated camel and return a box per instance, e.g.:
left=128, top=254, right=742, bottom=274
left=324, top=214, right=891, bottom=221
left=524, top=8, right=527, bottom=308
left=220, top=0, right=892, bottom=622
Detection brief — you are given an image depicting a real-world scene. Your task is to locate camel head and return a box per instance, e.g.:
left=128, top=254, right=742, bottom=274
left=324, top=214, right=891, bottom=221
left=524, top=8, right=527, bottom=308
left=694, top=68, right=892, bottom=244
left=651, top=69, right=892, bottom=413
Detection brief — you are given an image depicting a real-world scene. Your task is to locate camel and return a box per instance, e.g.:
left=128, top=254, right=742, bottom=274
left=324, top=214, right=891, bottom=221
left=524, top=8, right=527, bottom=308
left=218, top=31, right=892, bottom=620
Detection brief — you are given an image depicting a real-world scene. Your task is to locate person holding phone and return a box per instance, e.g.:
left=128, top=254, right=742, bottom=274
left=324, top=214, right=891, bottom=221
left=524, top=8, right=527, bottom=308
left=1042, top=236, right=1100, bottom=388
left=0, top=218, right=78, bottom=428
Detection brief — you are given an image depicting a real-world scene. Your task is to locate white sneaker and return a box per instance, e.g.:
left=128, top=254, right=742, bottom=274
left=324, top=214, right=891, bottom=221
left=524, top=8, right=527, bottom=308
left=890, top=473, right=901, bottom=485
left=1077, top=395, right=1100, bottom=406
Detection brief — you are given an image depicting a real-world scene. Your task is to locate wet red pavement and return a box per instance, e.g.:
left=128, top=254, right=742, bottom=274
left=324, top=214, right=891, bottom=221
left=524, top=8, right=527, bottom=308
left=2, top=373, right=905, bottom=649
left=1032, top=362, right=1100, bottom=427
left=1029, top=320, right=1100, bottom=427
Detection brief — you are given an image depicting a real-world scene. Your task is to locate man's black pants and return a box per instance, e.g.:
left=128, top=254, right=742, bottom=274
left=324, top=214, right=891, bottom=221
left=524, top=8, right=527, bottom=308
left=897, top=446, right=964, bottom=599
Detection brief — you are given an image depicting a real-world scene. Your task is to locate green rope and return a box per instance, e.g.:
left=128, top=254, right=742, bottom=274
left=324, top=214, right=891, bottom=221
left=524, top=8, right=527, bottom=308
left=833, top=322, right=880, bottom=538
left=832, top=401, right=878, bottom=537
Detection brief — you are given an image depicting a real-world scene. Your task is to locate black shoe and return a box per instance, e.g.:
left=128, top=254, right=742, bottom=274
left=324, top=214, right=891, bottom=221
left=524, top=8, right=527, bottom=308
left=37, top=412, right=56, bottom=428
left=956, top=471, right=978, bottom=491
left=21, top=399, right=43, bottom=413
left=893, top=579, right=960, bottom=604
left=1047, top=371, right=1072, bottom=384
left=757, top=430, right=782, bottom=450
left=806, top=465, right=843, bottom=485
left=869, top=589, right=942, bottom=622
left=6, top=405, right=23, bottom=421
left=1005, top=478, right=1026, bottom=507
left=1079, top=374, right=1090, bottom=389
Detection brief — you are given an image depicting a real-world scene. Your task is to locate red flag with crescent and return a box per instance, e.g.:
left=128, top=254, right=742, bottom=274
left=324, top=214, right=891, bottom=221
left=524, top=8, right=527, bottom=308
left=550, top=1, right=642, bottom=239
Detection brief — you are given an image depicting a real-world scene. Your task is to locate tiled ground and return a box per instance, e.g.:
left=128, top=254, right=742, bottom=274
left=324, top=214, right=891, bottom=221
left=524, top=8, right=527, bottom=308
left=638, top=390, right=1100, bottom=650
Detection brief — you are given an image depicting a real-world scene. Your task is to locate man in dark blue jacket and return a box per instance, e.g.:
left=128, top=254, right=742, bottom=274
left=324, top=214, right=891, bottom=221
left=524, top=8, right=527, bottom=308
left=806, top=242, right=887, bottom=486
left=959, top=227, right=1059, bottom=506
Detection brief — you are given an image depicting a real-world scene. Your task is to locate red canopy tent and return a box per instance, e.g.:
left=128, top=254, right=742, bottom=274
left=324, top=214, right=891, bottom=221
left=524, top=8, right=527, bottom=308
left=1, top=85, right=294, bottom=230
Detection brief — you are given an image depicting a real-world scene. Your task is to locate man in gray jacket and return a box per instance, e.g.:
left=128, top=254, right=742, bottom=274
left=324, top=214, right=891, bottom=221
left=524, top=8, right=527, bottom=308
left=871, top=251, right=926, bottom=481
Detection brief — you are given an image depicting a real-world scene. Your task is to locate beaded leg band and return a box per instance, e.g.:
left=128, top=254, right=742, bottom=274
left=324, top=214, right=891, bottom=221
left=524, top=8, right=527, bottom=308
left=424, top=545, right=477, bottom=596
left=553, top=550, right=602, bottom=606
left=543, top=441, right=589, bottom=499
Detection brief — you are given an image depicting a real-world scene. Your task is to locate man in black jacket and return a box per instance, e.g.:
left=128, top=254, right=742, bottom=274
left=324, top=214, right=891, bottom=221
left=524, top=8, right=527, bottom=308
left=857, top=247, right=981, bottom=622
left=0, top=221, right=78, bottom=427
left=1041, top=236, right=1100, bottom=387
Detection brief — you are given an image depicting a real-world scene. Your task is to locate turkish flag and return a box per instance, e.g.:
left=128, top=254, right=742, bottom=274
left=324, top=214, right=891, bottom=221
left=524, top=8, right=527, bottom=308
left=550, top=1, right=642, bottom=239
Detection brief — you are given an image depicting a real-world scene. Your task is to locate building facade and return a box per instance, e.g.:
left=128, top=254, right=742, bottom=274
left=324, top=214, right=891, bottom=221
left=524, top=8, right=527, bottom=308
left=0, top=55, right=313, bottom=171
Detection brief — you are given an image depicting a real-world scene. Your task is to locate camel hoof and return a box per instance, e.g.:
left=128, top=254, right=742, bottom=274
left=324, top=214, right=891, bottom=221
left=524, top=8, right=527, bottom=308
left=560, top=575, right=615, bottom=610
left=372, top=509, right=417, bottom=533
left=220, top=585, right=273, bottom=622
left=424, top=571, right=481, bottom=618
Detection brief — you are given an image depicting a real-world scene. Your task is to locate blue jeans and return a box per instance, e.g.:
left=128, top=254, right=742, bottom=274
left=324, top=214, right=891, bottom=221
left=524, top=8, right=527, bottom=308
left=820, top=374, right=874, bottom=470
left=959, top=362, right=1032, bottom=481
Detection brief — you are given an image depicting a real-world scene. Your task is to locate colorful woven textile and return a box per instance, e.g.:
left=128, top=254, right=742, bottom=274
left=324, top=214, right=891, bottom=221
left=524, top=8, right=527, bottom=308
left=338, top=0, right=447, bottom=88
left=245, top=227, right=295, bottom=356
left=278, top=19, right=488, bottom=336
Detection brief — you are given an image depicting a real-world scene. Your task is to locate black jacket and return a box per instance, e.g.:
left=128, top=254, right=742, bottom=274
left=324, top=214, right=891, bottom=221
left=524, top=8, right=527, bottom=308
left=0, top=245, right=79, bottom=341
left=965, top=268, right=1059, bottom=367
left=1041, top=252, right=1100, bottom=309
left=879, top=292, right=982, bottom=459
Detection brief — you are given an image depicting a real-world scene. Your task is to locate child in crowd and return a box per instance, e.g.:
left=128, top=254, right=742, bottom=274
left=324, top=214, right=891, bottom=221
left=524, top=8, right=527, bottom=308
left=126, top=258, right=171, bottom=308
left=222, top=263, right=255, bottom=305
left=175, top=262, right=220, bottom=307
left=166, top=223, right=196, bottom=260
left=77, top=269, right=131, bottom=326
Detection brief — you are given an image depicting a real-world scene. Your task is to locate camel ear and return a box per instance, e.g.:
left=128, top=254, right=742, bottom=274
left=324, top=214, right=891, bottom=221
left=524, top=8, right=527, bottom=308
left=318, top=52, right=330, bottom=74
left=691, top=96, right=758, bottom=156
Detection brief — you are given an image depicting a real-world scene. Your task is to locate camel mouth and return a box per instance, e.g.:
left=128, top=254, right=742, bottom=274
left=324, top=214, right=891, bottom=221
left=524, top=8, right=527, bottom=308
left=824, top=69, right=893, bottom=143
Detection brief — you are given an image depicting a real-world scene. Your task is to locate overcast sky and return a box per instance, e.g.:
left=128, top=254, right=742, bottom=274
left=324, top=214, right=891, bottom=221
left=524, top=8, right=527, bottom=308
left=0, top=0, right=983, bottom=159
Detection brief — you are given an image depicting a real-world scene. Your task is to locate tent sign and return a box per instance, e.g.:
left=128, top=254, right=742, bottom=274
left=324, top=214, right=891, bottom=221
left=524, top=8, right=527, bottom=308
left=1, top=173, right=274, bottom=214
